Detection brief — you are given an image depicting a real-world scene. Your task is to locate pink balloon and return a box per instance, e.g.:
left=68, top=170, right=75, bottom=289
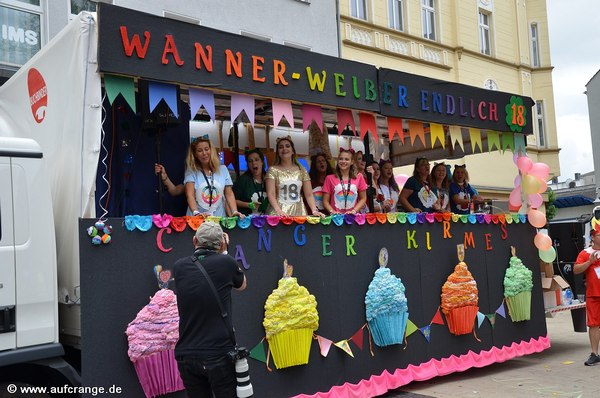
left=522, top=174, right=540, bottom=194
left=509, top=187, right=522, bottom=207
left=514, top=174, right=522, bottom=188
left=528, top=193, right=543, bottom=208
left=395, top=174, right=409, bottom=188
left=534, top=232, right=553, bottom=251
left=528, top=208, right=547, bottom=228
left=517, top=157, right=533, bottom=174
left=537, top=179, right=548, bottom=194
left=513, top=152, right=520, bottom=165
left=529, top=162, right=550, bottom=181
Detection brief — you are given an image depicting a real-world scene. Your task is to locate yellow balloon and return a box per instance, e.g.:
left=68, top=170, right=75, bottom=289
left=522, top=175, right=540, bottom=195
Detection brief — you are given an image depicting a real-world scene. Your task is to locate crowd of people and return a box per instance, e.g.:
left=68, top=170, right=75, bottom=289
left=155, top=136, right=485, bottom=218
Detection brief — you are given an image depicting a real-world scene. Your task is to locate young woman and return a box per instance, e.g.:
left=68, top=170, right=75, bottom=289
left=430, top=162, right=450, bottom=212
left=449, top=165, right=483, bottom=214
left=353, top=150, right=367, bottom=179
left=322, top=149, right=367, bottom=214
left=377, top=159, right=400, bottom=213
left=183, top=138, right=243, bottom=218
left=399, top=157, right=436, bottom=212
left=308, top=153, right=334, bottom=213
left=265, top=136, right=324, bottom=217
left=233, top=148, right=268, bottom=215
left=366, top=161, right=382, bottom=212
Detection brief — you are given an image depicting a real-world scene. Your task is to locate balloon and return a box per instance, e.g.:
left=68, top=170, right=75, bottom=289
left=514, top=174, right=521, bottom=188
left=539, top=247, right=556, bottom=263
left=537, top=179, right=548, bottom=194
left=395, top=174, right=409, bottom=188
left=528, top=208, right=547, bottom=228
left=530, top=162, right=550, bottom=181
left=513, top=152, right=520, bottom=165
left=522, top=174, right=540, bottom=195
left=517, top=157, right=533, bottom=173
left=528, top=193, right=543, bottom=208
left=534, top=232, right=553, bottom=251
left=509, top=187, right=522, bottom=207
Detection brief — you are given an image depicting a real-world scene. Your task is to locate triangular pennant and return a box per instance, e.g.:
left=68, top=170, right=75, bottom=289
left=477, top=311, right=486, bottom=328
left=334, top=339, right=354, bottom=357
left=419, top=325, right=431, bottom=342
left=188, top=87, right=215, bottom=121
left=487, top=131, right=501, bottom=152
left=316, top=335, right=333, bottom=357
left=469, top=128, right=482, bottom=153
left=430, top=123, right=445, bottom=148
left=148, top=81, right=179, bottom=117
left=104, top=74, right=136, bottom=112
left=449, top=125, right=464, bottom=151
left=358, top=112, right=378, bottom=141
left=430, top=308, right=445, bottom=325
left=405, top=319, right=418, bottom=337
left=502, top=132, right=514, bottom=153
left=408, top=120, right=425, bottom=146
left=350, top=327, right=364, bottom=351
left=387, top=117, right=404, bottom=143
left=272, top=99, right=294, bottom=128
left=230, top=93, right=255, bottom=125
left=514, top=133, right=527, bottom=155
left=249, top=340, right=267, bottom=363
left=302, top=104, right=323, bottom=131
left=486, top=314, right=496, bottom=328
left=337, top=109, right=356, bottom=135
left=495, top=302, right=506, bottom=318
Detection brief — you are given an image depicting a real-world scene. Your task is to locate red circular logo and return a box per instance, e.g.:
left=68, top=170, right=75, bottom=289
left=27, top=68, right=48, bottom=123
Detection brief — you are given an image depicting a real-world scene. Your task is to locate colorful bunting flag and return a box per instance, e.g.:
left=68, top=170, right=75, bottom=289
left=336, top=109, right=356, bottom=135
left=469, top=128, right=482, bottom=153
left=405, top=319, right=418, bottom=337
left=387, top=117, right=404, bottom=143
left=408, top=120, right=425, bottom=146
left=334, top=340, right=354, bottom=357
left=486, top=314, right=496, bottom=328
left=477, top=311, right=486, bottom=328
left=430, top=123, right=445, bottom=148
left=496, top=302, right=506, bottom=318
left=316, top=335, right=333, bottom=357
left=514, top=133, right=527, bottom=155
left=249, top=340, right=267, bottom=363
left=302, top=104, right=323, bottom=131
left=350, top=327, right=364, bottom=351
left=487, top=131, right=501, bottom=152
left=272, top=99, right=293, bottom=128
left=189, top=87, right=215, bottom=121
left=419, top=325, right=431, bottom=342
left=148, top=81, right=179, bottom=117
left=449, top=125, right=464, bottom=151
left=358, top=112, right=378, bottom=141
left=502, top=132, right=514, bottom=152
left=430, top=308, right=445, bottom=325
left=230, top=93, right=255, bottom=125
left=104, top=74, right=136, bottom=112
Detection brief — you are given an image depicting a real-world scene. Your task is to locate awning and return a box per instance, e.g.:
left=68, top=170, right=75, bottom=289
left=554, top=195, right=594, bottom=208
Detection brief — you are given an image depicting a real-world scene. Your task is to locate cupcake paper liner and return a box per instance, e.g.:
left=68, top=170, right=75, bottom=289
left=368, top=311, right=409, bottom=347
left=132, top=349, right=184, bottom=398
left=506, top=291, right=532, bottom=322
left=444, top=305, right=479, bottom=335
left=268, top=328, right=313, bottom=369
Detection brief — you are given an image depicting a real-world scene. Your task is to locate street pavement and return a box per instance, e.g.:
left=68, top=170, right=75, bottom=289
left=379, top=310, right=599, bottom=398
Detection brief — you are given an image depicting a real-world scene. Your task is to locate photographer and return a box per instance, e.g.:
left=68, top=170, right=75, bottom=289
left=174, top=221, right=247, bottom=397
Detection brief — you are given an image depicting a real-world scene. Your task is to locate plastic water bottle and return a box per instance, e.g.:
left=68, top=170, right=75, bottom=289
left=564, top=288, right=573, bottom=305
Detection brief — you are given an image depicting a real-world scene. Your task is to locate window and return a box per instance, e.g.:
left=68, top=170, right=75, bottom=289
left=70, top=0, right=97, bottom=15
left=479, top=11, right=491, bottom=55
left=421, top=0, right=436, bottom=40
left=388, top=0, right=404, bottom=31
left=530, top=23, right=540, bottom=67
left=350, top=0, right=367, bottom=21
left=0, top=2, right=42, bottom=66
left=535, top=101, right=546, bottom=147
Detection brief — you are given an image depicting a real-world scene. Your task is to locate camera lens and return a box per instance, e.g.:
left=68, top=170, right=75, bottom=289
left=235, top=358, right=253, bottom=397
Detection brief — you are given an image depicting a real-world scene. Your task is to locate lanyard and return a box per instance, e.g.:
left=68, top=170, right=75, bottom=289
left=340, top=177, right=350, bottom=210
left=200, top=169, right=215, bottom=207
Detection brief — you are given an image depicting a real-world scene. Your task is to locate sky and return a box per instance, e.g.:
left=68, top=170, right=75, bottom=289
left=546, top=0, right=600, bottom=180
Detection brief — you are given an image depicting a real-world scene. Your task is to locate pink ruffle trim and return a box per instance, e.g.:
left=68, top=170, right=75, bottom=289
left=292, top=335, right=550, bottom=398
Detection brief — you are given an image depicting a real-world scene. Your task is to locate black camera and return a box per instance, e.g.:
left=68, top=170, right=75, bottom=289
left=226, top=347, right=250, bottom=363
left=227, top=347, right=253, bottom=397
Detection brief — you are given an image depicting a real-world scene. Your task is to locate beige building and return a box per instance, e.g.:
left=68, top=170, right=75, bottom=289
left=339, top=0, right=559, bottom=199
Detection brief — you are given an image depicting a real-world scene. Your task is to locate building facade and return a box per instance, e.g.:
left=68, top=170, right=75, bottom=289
left=339, top=0, right=559, bottom=198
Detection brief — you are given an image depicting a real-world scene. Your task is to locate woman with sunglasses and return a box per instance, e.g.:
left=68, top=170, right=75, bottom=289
left=449, top=165, right=483, bottom=214
left=184, top=138, right=243, bottom=218
left=322, top=148, right=367, bottom=214
left=399, top=157, right=436, bottom=212
left=430, top=163, right=450, bottom=212
left=309, top=153, right=334, bottom=214
left=266, top=136, right=324, bottom=217
left=233, top=148, right=268, bottom=215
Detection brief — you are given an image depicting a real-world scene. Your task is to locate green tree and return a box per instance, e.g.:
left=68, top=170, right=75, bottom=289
left=546, top=188, right=557, bottom=221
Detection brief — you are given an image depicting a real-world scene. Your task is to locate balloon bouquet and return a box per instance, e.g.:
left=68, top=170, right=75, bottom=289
left=511, top=153, right=555, bottom=263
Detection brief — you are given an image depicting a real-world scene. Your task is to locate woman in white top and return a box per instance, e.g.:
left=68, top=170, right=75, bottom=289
left=377, top=159, right=400, bottom=213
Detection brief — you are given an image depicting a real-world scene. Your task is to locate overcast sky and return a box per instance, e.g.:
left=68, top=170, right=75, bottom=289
left=547, top=0, right=600, bottom=180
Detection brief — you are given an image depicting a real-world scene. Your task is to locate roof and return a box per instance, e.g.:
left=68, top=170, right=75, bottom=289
left=554, top=194, right=595, bottom=208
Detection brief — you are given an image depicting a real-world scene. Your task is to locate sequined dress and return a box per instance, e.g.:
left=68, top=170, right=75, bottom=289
left=266, top=166, right=310, bottom=216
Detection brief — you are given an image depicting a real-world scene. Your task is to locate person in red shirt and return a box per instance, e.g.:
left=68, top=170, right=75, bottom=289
left=574, top=220, right=600, bottom=366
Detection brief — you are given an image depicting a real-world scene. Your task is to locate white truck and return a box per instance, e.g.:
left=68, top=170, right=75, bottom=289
left=0, top=11, right=100, bottom=388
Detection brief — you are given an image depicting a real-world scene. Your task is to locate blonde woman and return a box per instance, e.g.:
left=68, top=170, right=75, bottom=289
left=184, top=138, right=243, bottom=218
left=266, top=136, right=324, bottom=217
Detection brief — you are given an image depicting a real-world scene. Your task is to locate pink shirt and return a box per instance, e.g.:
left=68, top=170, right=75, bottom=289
left=323, top=173, right=367, bottom=213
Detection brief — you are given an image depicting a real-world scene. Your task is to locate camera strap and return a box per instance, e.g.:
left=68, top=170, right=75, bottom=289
left=192, top=255, right=237, bottom=347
